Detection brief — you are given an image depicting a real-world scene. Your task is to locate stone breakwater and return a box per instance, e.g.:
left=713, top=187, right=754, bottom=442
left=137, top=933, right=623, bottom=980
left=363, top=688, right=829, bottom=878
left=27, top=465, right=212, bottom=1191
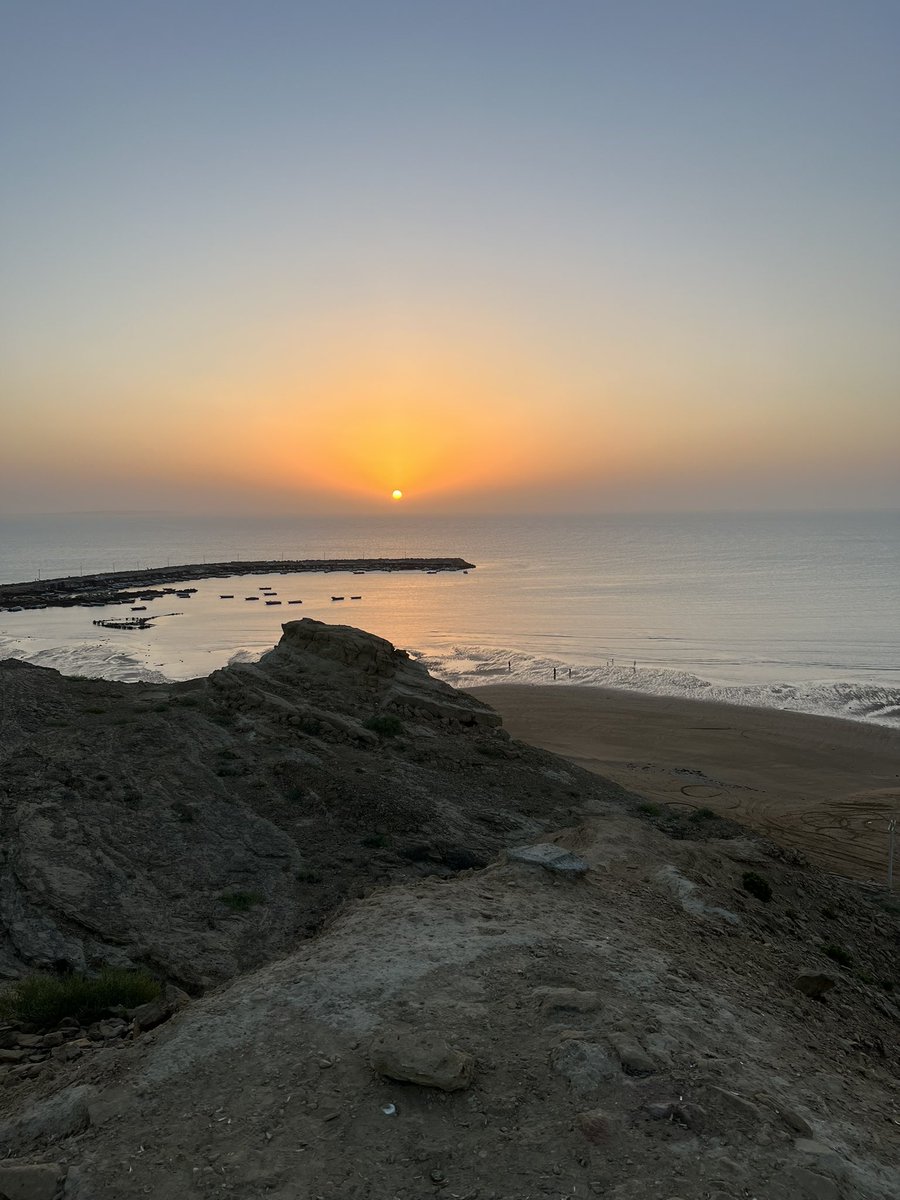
left=0, top=557, right=475, bottom=611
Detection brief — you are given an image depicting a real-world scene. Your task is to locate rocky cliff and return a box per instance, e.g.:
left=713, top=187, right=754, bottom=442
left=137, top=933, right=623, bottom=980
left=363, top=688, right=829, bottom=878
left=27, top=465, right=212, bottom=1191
left=0, top=621, right=898, bottom=1199
left=0, top=620, right=616, bottom=989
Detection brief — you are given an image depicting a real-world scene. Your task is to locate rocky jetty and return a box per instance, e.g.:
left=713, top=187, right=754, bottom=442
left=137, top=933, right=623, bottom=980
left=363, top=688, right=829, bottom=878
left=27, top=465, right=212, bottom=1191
left=0, top=557, right=474, bottom=612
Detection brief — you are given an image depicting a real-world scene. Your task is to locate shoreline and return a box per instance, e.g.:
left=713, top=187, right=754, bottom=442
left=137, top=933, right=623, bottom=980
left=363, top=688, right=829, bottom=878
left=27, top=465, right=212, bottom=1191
left=472, top=683, right=900, bottom=883
left=0, top=556, right=475, bottom=612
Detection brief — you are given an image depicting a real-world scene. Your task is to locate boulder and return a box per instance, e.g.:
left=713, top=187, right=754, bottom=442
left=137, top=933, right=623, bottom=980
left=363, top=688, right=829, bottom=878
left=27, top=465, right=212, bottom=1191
left=608, top=1032, right=655, bottom=1076
left=368, top=1027, right=474, bottom=1091
left=0, top=1085, right=93, bottom=1152
left=576, top=1108, right=616, bottom=1143
left=507, top=844, right=589, bottom=874
left=0, top=1163, right=64, bottom=1200
left=127, top=995, right=174, bottom=1032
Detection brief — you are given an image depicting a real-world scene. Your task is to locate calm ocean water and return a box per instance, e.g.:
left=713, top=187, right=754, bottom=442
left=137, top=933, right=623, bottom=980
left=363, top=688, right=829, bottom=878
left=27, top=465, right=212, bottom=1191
left=1, top=511, right=898, bottom=726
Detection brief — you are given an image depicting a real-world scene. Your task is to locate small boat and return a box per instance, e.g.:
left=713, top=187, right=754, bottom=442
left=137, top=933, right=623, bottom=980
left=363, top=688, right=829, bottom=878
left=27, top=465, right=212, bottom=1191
left=245, top=596, right=260, bottom=601
left=353, top=570, right=365, bottom=575
left=265, top=600, right=282, bottom=605
left=219, top=594, right=234, bottom=599
left=175, top=592, right=192, bottom=598
left=131, top=606, right=147, bottom=611
left=288, top=599, right=303, bottom=604
left=350, top=595, right=362, bottom=600
left=331, top=595, right=344, bottom=601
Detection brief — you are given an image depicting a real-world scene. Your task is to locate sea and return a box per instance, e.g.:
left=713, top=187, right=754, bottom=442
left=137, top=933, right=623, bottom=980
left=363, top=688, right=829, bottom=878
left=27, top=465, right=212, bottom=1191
left=1, top=511, right=898, bottom=727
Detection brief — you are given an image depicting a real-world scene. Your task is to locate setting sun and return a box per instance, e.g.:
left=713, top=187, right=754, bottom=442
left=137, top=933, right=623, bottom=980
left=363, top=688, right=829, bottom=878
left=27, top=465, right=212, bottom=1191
left=391, top=489, right=404, bottom=501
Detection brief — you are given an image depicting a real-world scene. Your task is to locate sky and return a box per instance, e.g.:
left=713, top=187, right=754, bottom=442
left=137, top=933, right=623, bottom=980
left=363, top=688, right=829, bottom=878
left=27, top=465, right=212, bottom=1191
left=2, top=0, right=899, bottom=515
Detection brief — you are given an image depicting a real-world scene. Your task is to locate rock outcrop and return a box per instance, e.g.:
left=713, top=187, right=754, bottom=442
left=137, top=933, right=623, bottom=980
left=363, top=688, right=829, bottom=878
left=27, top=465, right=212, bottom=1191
left=0, top=621, right=898, bottom=1197
left=0, top=620, right=613, bottom=989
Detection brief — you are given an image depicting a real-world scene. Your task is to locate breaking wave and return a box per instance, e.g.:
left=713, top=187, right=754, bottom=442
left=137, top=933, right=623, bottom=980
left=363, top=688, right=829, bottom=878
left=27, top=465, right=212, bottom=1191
left=414, top=645, right=900, bottom=728
left=0, top=638, right=169, bottom=684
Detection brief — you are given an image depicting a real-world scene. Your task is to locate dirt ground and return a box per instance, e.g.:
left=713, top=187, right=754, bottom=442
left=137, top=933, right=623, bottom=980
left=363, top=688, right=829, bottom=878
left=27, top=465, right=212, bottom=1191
left=474, top=685, right=900, bottom=883
left=3, top=802, right=898, bottom=1199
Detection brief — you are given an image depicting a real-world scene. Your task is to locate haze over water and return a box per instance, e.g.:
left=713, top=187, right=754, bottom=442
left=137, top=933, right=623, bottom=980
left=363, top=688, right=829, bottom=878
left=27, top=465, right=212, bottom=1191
left=1, top=511, right=897, bottom=727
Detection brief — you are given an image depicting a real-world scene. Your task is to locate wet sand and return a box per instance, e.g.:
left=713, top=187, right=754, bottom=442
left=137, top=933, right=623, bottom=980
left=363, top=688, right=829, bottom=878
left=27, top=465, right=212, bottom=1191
left=472, top=684, right=900, bottom=883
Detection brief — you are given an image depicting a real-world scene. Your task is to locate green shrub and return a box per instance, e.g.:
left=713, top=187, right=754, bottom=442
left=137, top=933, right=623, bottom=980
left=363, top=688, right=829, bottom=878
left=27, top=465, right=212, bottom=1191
left=821, top=906, right=839, bottom=920
left=363, top=714, right=404, bottom=738
left=741, top=871, right=772, bottom=902
left=824, top=944, right=853, bottom=967
left=0, top=968, right=160, bottom=1029
left=690, top=807, right=717, bottom=822
left=219, top=890, right=264, bottom=912
left=296, top=870, right=322, bottom=885
left=637, top=802, right=661, bottom=817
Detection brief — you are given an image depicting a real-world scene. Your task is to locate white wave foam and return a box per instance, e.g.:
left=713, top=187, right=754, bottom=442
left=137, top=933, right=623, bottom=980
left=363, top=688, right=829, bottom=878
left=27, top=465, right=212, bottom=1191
left=413, top=645, right=900, bottom=728
left=227, top=647, right=265, bottom=666
left=0, top=638, right=169, bottom=683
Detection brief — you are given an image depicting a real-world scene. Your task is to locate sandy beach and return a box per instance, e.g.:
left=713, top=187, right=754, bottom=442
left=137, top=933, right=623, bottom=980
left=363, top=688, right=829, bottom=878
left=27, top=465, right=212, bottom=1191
left=473, top=684, right=900, bottom=883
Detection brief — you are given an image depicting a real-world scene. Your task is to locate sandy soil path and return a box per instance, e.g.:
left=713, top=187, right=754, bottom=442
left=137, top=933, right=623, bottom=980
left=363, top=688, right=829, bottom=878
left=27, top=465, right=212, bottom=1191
left=472, top=686, right=900, bottom=882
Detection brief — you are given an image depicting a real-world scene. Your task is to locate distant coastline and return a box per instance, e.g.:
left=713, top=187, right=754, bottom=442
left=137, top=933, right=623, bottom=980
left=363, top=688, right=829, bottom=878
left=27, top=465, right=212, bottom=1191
left=0, top=557, right=475, bottom=612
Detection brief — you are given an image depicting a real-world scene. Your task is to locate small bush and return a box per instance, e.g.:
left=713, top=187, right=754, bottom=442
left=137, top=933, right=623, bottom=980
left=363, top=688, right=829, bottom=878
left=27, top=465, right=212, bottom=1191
left=363, top=714, right=404, bottom=738
left=824, top=944, right=853, bottom=968
left=296, top=870, right=322, bottom=885
left=637, top=802, right=661, bottom=817
left=219, top=890, right=264, bottom=912
left=690, top=807, right=717, bottom=822
left=785, top=907, right=799, bottom=920
left=741, top=871, right=772, bottom=903
left=0, top=968, right=160, bottom=1029
left=821, top=906, right=838, bottom=920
